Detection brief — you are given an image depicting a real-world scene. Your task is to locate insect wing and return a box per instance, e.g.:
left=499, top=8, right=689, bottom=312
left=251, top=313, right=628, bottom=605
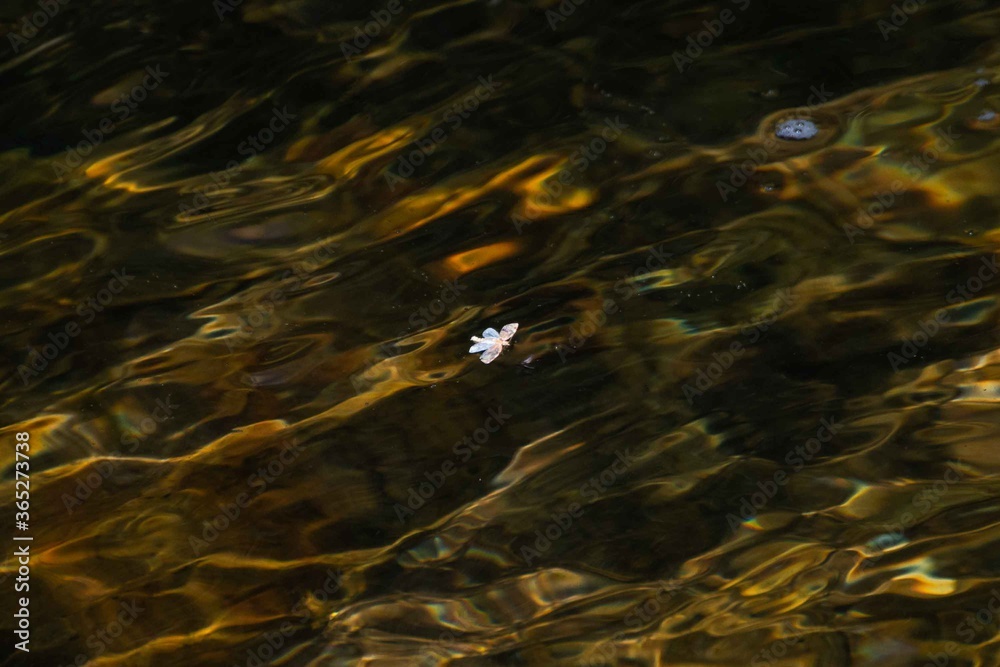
left=481, top=328, right=500, bottom=339
left=499, top=323, right=518, bottom=341
left=479, top=344, right=502, bottom=364
left=470, top=341, right=492, bottom=353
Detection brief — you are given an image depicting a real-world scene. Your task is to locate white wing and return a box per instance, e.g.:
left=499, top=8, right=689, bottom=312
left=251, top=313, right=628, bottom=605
left=499, top=323, right=518, bottom=340
left=479, top=344, right=502, bottom=364
left=469, top=341, right=492, bottom=353
left=481, top=327, right=500, bottom=339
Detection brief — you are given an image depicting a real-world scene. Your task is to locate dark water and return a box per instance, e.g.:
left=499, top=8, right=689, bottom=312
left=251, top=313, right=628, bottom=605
left=4, top=0, right=1000, bottom=665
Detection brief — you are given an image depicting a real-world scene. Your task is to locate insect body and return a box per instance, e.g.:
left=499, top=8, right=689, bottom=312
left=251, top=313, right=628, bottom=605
left=469, top=323, right=518, bottom=364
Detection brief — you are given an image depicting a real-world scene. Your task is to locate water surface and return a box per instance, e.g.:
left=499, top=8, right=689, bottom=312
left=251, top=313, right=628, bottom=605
left=4, top=0, right=1000, bottom=665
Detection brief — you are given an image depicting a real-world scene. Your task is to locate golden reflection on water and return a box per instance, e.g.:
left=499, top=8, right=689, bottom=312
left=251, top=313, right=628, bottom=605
left=5, top=0, right=1000, bottom=665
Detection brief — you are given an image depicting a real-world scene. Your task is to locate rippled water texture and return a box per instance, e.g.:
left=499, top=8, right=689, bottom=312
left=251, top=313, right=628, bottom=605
left=5, top=0, right=1000, bottom=665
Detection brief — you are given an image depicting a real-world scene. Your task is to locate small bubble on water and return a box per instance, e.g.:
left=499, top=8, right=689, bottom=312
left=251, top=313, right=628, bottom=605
left=775, top=118, right=818, bottom=140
